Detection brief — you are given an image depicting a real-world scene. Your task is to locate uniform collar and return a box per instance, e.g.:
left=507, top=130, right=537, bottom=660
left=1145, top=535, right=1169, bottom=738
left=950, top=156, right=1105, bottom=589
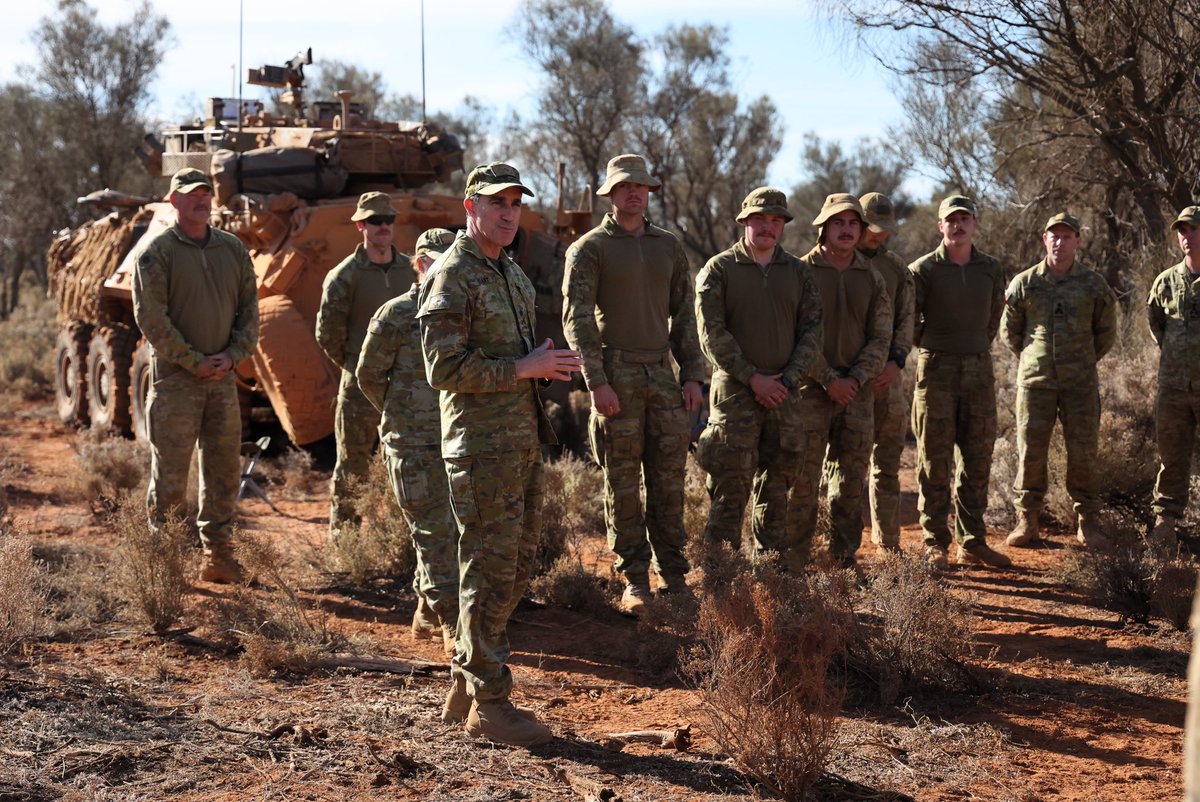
left=601, top=212, right=662, bottom=238
left=732, top=238, right=785, bottom=267
left=804, top=243, right=866, bottom=270
left=352, top=243, right=403, bottom=269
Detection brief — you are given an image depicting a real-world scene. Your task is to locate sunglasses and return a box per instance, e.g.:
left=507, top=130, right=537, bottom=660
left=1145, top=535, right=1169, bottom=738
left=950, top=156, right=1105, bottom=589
left=365, top=216, right=395, bottom=227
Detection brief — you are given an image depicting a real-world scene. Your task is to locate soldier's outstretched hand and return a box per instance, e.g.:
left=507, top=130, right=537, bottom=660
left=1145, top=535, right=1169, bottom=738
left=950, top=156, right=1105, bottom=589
left=516, top=338, right=583, bottom=382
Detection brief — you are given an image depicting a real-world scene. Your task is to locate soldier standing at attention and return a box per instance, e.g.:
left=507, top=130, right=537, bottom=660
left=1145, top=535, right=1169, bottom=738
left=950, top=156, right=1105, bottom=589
left=356, top=228, right=458, bottom=653
left=1002, top=213, right=1118, bottom=549
left=1146, top=205, right=1200, bottom=549
left=419, top=163, right=582, bottom=747
left=694, top=188, right=824, bottom=566
left=562, top=154, right=706, bottom=614
left=132, top=168, right=259, bottom=584
left=910, top=195, right=1010, bottom=568
left=790, top=194, right=892, bottom=569
left=857, top=192, right=915, bottom=555
left=316, top=192, right=414, bottom=542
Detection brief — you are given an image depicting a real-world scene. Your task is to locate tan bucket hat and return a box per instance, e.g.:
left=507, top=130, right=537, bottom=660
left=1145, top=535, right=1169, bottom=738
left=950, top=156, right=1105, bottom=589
left=736, top=187, right=793, bottom=223
left=812, top=193, right=864, bottom=226
left=596, top=154, right=661, bottom=197
left=351, top=191, right=398, bottom=222
left=859, top=192, right=896, bottom=233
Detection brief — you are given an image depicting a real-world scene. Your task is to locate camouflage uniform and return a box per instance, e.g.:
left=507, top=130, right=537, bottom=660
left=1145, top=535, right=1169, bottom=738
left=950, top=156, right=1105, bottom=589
left=562, top=213, right=706, bottom=588
left=418, top=232, right=554, bottom=704
left=1147, top=260, right=1200, bottom=519
left=791, top=245, right=892, bottom=564
left=1002, top=259, right=1117, bottom=517
left=909, top=244, right=1006, bottom=549
left=316, top=244, right=414, bottom=538
left=356, top=284, right=458, bottom=635
left=859, top=244, right=915, bottom=549
left=132, top=224, right=258, bottom=556
left=695, top=238, right=823, bottom=557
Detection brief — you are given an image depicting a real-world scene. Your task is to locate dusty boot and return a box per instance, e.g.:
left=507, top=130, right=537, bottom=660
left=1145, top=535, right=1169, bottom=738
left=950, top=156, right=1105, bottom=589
left=923, top=544, right=949, bottom=569
left=199, top=550, right=244, bottom=584
left=1149, top=515, right=1179, bottom=553
left=411, top=597, right=441, bottom=640
left=1075, top=511, right=1109, bottom=548
left=1005, top=508, right=1041, bottom=547
left=465, top=700, right=554, bottom=747
left=440, top=624, right=456, bottom=657
left=441, top=674, right=473, bottom=724
left=619, top=574, right=652, bottom=616
left=655, top=571, right=694, bottom=600
left=957, top=541, right=1013, bottom=568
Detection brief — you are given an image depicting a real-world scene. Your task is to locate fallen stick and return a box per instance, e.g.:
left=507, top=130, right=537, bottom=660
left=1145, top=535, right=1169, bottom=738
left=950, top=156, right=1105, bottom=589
left=601, top=725, right=691, bottom=751
left=548, top=766, right=622, bottom=802
left=305, top=654, right=447, bottom=675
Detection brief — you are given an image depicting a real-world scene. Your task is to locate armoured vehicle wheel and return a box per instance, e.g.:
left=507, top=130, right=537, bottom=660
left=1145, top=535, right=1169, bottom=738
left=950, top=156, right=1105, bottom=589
left=130, top=339, right=152, bottom=442
left=86, top=325, right=137, bottom=435
left=54, top=323, right=93, bottom=426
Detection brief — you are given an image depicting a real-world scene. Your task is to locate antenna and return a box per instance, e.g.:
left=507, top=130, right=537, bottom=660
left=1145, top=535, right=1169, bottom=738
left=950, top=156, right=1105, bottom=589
left=420, top=0, right=427, bottom=122
left=237, top=0, right=244, bottom=134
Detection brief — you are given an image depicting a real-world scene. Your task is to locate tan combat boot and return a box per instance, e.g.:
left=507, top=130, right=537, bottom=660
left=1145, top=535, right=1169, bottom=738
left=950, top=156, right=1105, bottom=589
left=1005, top=508, right=1041, bottom=547
left=620, top=574, right=652, bottom=616
left=466, top=700, right=554, bottom=747
left=957, top=541, right=1013, bottom=568
left=656, top=571, right=694, bottom=600
left=411, top=597, right=441, bottom=640
left=440, top=624, right=456, bottom=657
left=441, top=674, right=472, bottom=724
left=923, top=543, right=949, bottom=570
left=1075, top=511, right=1109, bottom=548
left=199, top=551, right=244, bottom=584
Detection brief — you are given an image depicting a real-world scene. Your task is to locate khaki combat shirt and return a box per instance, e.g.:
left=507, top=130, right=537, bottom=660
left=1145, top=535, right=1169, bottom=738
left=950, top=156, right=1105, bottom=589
left=695, top=239, right=823, bottom=387
left=859, top=244, right=915, bottom=367
left=1147, top=261, right=1200, bottom=392
left=356, top=284, right=440, bottom=451
left=132, top=224, right=259, bottom=374
left=800, top=245, right=892, bottom=389
left=316, top=244, right=414, bottom=370
left=563, top=213, right=706, bottom=389
left=910, top=243, right=1005, bottom=355
left=1002, top=259, right=1117, bottom=389
left=417, top=233, right=553, bottom=458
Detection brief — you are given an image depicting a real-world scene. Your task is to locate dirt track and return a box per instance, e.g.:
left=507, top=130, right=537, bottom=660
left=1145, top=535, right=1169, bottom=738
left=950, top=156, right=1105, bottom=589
left=0, top=401, right=1189, bottom=801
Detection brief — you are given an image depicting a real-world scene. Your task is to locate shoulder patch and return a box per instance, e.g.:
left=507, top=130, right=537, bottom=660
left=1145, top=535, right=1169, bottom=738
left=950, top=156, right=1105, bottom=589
left=367, top=318, right=387, bottom=335
left=417, top=291, right=464, bottom=317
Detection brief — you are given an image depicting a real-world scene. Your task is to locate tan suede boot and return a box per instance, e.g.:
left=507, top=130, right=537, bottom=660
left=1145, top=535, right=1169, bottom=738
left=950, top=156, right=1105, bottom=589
left=619, top=574, right=652, bottom=615
left=465, top=700, right=553, bottom=747
left=1075, top=511, right=1109, bottom=548
left=411, top=597, right=441, bottom=640
left=1005, top=508, right=1041, bottom=547
left=198, top=551, right=244, bottom=584
left=957, top=541, right=1013, bottom=568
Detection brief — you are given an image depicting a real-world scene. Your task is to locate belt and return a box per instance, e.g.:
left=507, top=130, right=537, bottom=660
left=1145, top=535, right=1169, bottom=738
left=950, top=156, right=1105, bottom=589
left=602, top=346, right=671, bottom=366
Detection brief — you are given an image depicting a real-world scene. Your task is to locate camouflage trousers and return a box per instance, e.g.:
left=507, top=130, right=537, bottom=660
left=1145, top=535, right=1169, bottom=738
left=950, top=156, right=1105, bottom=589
left=869, top=376, right=910, bottom=549
left=789, top=385, right=875, bottom=565
left=911, top=350, right=996, bottom=549
left=146, top=361, right=241, bottom=555
left=696, top=374, right=804, bottom=557
left=589, top=353, right=690, bottom=584
left=329, top=368, right=381, bottom=538
left=1152, top=385, right=1200, bottom=518
left=1014, top=383, right=1101, bottom=515
left=445, top=447, right=543, bottom=703
left=383, top=445, right=459, bottom=636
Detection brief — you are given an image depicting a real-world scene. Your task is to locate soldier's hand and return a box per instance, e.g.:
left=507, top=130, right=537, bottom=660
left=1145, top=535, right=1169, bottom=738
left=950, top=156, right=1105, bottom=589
left=515, top=338, right=583, bottom=382
left=749, top=372, right=787, bottom=409
left=827, top=377, right=859, bottom=406
left=873, top=361, right=901, bottom=392
left=682, top=380, right=703, bottom=413
left=203, top=352, right=234, bottom=382
left=591, top=383, right=621, bottom=417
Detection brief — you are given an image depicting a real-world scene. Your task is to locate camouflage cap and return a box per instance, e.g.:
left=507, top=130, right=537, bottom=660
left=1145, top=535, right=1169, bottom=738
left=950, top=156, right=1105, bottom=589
left=736, top=187, right=793, bottom=223
left=938, top=194, right=976, bottom=219
left=596, top=154, right=661, bottom=197
left=1043, top=212, right=1081, bottom=234
left=464, top=162, right=534, bottom=198
left=169, top=167, right=213, bottom=195
left=1171, top=205, right=1200, bottom=230
left=415, top=227, right=456, bottom=257
left=859, top=192, right=896, bottom=233
left=351, top=191, right=398, bottom=222
left=811, top=193, right=865, bottom=226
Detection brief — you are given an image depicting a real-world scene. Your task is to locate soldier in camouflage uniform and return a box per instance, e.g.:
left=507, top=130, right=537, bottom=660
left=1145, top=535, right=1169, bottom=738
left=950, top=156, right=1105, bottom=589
left=356, top=228, right=458, bottom=653
left=316, top=192, right=415, bottom=542
left=1147, top=205, right=1200, bottom=549
left=910, top=195, right=1010, bottom=568
left=694, top=188, right=823, bottom=565
left=562, top=154, right=706, bottom=613
left=419, top=163, right=581, bottom=747
left=789, top=194, right=892, bottom=568
left=857, top=192, right=915, bottom=554
left=1002, top=213, right=1118, bottom=548
left=132, top=168, right=259, bottom=584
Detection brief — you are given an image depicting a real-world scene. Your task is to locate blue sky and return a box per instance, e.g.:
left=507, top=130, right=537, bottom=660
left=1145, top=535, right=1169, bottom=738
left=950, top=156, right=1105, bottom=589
left=1, top=0, right=912, bottom=192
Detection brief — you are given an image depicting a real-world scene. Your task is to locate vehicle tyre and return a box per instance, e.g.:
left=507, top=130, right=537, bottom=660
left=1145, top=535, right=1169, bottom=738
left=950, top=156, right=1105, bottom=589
left=54, top=322, right=93, bottom=426
left=86, top=324, right=137, bottom=435
left=129, top=338, right=153, bottom=442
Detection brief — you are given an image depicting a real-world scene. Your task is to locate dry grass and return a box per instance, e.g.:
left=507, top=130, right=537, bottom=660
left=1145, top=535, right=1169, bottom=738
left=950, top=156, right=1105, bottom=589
left=110, top=495, right=194, bottom=632
left=538, top=452, right=605, bottom=575
left=37, top=544, right=125, bottom=639
left=71, top=431, right=151, bottom=514
left=0, top=294, right=56, bottom=402
left=682, top=563, right=852, bottom=801
left=256, top=446, right=327, bottom=501
left=0, top=529, right=47, bottom=658
left=328, top=457, right=415, bottom=587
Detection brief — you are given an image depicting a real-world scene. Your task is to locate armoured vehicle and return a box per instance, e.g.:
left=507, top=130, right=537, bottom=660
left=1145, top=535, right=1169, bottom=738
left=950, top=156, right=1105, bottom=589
left=48, top=49, right=594, bottom=447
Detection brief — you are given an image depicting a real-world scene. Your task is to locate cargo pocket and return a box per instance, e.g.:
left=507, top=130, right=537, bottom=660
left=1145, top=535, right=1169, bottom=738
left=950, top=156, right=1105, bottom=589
left=445, top=458, right=481, bottom=527
left=591, top=415, right=642, bottom=467
left=398, top=457, right=435, bottom=512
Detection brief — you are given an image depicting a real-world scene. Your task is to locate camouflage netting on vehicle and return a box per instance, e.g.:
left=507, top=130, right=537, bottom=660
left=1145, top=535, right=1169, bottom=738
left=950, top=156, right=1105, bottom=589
left=48, top=207, right=155, bottom=326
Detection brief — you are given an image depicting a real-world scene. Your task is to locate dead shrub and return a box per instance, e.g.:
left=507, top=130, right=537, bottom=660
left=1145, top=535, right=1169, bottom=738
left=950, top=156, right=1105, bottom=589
left=111, top=494, right=194, bottom=632
left=538, top=453, right=605, bottom=575
left=38, top=544, right=124, bottom=637
left=853, top=554, right=978, bottom=704
left=0, top=530, right=48, bottom=658
left=0, top=294, right=56, bottom=401
left=682, top=564, right=851, bottom=801
left=329, top=457, right=415, bottom=587
left=529, top=554, right=613, bottom=616
left=633, top=592, right=699, bottom=677
left=72, top=431, right=150, bottom=513
left=682, top=451, right=711, bottom=550
left=257, top=446, right=327, bottom=501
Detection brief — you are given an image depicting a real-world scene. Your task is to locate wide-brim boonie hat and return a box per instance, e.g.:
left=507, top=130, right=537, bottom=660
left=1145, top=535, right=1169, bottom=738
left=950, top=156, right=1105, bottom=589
left=812, top=193, right=864, bottom=226
left=736, top=187, right=793, bottom=223
left=351, top=191, right=398, bottom=222
left=596, top=154, right=661, bottom=197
